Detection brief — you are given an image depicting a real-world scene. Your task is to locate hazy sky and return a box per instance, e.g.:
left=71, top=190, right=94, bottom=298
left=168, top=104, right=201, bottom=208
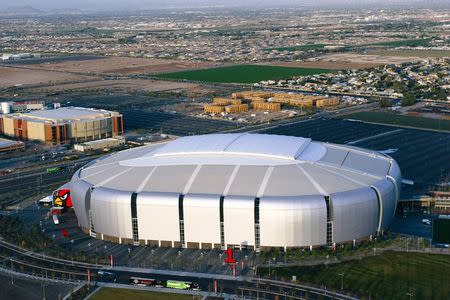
left=0, top=0, right=446, bottom=10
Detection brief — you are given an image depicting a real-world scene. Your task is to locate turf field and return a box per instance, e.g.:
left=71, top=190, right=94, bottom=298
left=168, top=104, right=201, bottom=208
left=91, top=288, right=202, bottom=300
left=257, top=251, right=450, bottom=300
left=156, top=64, right=334, bottom=83
left=339, top=111, right=450, bottom=131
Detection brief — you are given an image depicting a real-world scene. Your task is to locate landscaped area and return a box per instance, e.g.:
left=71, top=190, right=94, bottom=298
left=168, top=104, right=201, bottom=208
left=91, top=288, right=202, bottom=300
left=362, top=38, right=432, bottom=48
left=155, top=64, right=335, bottom=84
left=339, top=111, right=450, bottom=131
left=257, top=251, right=450, bottom=300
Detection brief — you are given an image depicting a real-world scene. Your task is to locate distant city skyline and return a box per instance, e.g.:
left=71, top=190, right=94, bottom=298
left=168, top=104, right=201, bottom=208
left=0, top=0, right=448, bottom=11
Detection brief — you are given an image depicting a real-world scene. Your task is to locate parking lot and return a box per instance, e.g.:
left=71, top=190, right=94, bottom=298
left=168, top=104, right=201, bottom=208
left=31, top=208, right=257, bottom=277
left=259, top=118, right=450, bottom=196
left=122, top=110, right=240, bottom=136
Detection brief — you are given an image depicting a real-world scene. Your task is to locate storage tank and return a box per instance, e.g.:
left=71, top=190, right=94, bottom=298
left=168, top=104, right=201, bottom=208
left=1, top=102, right=11, bottom=114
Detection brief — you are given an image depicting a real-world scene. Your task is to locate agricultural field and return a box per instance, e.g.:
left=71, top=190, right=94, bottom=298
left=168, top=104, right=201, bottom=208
left=156, top=64, right=334, bottom=84
left=339, top=111, right=450, bottom=131
left=257, top=251, right=450, bottom=300
left=91, top=288, right=202, bottom=300
left=370, top=49, right=450, bottom=58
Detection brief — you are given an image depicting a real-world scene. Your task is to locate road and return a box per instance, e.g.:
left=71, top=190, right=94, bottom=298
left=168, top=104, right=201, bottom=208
left=0, top=239, right=357, bottom=300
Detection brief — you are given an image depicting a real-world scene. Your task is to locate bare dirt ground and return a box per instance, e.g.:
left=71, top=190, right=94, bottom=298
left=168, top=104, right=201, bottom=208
left=260, top=60, right=376, bottom=70
left=0, top=67, right=97, bottom=88
left=21, top=57, right=220, bottom=76
left=29, top=79, right=199, bottom=93
left=369, top=49, right=450, bottom=58
left=305, top=53, right=420, bottom=67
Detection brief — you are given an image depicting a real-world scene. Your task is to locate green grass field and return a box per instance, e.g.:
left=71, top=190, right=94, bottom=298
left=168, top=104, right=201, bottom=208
left=257, top=251, right=450, bottom=300
left=156, top=64, right=334, bottom=84
left=91, top=288, right=202, bottom=300
left=339, top=111, right=450, bottom=131
left=362, top=38, right=432, bottom=48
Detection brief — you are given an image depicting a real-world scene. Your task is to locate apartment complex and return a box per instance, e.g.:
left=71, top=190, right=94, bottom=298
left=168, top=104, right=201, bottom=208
left=0, top=107, right=124, bottom=144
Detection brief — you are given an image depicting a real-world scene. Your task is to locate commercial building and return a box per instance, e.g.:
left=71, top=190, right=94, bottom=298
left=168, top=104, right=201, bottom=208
left=69, top=133, right=401, bottom=250
left=74, top=136, right=126, bottom=152
left=252, top=102, right=281, bottom=111
left=0, top=107, right=123, bottom=144
left=0, top=100, right=45, bottom=114
left=0, top=137, right=25, bottom=152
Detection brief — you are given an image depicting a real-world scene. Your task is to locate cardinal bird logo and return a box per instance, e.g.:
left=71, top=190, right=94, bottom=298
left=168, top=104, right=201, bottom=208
left=53, top=189, right=72, bottom=208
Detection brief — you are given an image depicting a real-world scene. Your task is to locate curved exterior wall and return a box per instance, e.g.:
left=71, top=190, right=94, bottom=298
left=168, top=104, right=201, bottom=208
left=69, top=133, right=401, bottom=249
left=259, top=196, right=327, bottom=247
left=91, top=187, right=133, bottom=239
left=331, top=187, right=379, bottom=243
left=372, top=178, right=398, bottom=231
left=70, top=178, right=91, bottom=229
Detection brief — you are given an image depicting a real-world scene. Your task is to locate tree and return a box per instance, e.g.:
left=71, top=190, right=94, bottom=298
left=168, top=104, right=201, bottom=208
left=379, top=98, right=393, bottom=108
left=401, top=92, right=416, bottom=106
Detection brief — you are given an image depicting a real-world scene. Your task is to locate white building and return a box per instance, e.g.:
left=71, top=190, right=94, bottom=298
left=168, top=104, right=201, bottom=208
left=69, top=133, right=401, bottom=250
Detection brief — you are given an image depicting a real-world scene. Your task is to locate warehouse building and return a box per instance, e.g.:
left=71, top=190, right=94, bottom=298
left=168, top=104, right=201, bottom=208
left=0, top=107, right=123, bottom=144
left=68, top=133, right=401, bottom=250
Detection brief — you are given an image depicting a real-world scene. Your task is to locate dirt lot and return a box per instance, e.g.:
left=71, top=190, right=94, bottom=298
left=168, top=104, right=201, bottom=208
left=0, top=66, right=97, bottom=88
left=29, top=78, right=199, bottom=93
left=260, top=60, right=374, bottom=70
left=22, top=57, right=220, bottom=76
left=369, top=49, right=450, bottom=58
left=295, top=53, right=421, bottom=68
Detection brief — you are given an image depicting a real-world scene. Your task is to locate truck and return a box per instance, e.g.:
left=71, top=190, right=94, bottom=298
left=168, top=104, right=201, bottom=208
left=46, top=167, right=61, bottom=174
left=129, top=277, right=163, bottom=287
left=166, top=280, right=200, bottom=290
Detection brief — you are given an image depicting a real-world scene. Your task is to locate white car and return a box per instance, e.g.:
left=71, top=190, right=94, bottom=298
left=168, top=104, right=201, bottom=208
left=422, top=219, right=431, bottom=225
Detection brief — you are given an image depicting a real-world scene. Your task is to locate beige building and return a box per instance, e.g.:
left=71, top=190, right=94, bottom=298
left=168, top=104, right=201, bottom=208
left=0, top=107, right=124, bottom=144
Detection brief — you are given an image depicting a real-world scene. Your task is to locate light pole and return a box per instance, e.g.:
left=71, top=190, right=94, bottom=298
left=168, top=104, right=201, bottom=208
left=42, top=283, right=47, bottom=300
left=338, top=272, right=345, bottom=290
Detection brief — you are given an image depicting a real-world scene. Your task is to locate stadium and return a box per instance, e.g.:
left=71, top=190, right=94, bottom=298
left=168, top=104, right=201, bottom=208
left=69, top=133, right=401, bottom=251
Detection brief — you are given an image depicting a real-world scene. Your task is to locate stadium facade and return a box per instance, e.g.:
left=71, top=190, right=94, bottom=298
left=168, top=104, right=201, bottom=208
left=69, top=133, right=401, bottom=250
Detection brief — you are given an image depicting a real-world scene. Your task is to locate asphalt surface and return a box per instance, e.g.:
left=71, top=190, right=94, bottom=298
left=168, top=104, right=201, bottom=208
left=0, top=272, right=75, bottom=300
left=0, top=239, right=357, bottom=300
left=122, top=110, right=240, bottom=136
left=257, top=118, right=450, bottom=195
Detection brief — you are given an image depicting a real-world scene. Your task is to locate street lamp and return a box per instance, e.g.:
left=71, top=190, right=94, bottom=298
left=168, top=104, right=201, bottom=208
left=406, top=292, right=414, bottom=300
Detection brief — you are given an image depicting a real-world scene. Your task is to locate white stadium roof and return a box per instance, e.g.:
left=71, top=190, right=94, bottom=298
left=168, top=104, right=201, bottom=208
left=75, top=133, right=396, bottom=197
